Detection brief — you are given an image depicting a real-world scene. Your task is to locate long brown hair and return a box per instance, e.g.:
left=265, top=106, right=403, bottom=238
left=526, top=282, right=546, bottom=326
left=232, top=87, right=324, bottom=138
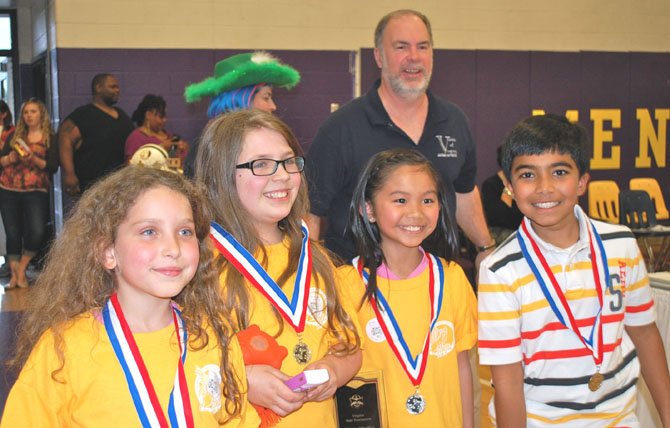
left=10, top=98, right=53, bottom=148
left=11, top=166, right=243, bottom=421
left=194, top=109, right=359, bottom=352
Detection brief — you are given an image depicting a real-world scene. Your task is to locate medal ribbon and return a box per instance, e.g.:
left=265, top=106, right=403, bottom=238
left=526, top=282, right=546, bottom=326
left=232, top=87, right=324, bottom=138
left=517, top=216, right=607, bottom=366
left=353, top=253, right=444, bottom=385
left=102, top=294, right=194, bottom=428
left=210, top=220, right=312, bottom=332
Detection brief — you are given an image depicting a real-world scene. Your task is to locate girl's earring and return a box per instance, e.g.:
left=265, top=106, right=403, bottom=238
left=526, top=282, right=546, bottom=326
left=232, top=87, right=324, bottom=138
left=364, top=201, right=376, bottom=223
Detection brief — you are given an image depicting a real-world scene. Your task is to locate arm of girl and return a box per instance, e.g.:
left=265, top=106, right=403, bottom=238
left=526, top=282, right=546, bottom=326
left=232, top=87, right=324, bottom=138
left=245, top=364, right=306, bottom=416
left=26, top=151, right=47, bottom=169
left=303, top=349, right=362, bottom=402
left=1, top=150, right=18, bottom=166
left=45, top=133, right=60, bottom=174
left=457, top=349, right=475, bottom=428
left=490, top=362, right=527, bottom=428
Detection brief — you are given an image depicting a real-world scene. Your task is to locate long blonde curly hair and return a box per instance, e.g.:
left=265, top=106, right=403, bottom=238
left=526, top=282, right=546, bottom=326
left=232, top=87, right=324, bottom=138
left=11, top=166, right=243, bottom=421
left=194, top=109, right=360, bottom=354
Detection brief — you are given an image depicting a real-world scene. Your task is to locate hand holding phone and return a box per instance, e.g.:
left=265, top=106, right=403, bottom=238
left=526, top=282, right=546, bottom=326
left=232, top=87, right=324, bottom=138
left=284, top=368, right=330, bottom=392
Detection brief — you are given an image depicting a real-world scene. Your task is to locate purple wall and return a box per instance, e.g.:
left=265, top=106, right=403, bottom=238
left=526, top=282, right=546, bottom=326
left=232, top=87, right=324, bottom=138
left=55, top=48, right=355, bottom=148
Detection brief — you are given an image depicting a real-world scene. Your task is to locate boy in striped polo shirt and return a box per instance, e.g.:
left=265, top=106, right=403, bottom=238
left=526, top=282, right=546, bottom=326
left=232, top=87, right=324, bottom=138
left=478, top=114, right=670, bottom=427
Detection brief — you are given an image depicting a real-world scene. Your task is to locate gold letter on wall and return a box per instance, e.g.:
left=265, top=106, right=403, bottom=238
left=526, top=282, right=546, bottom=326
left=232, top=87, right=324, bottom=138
left=590, top=109, right=621, bottom=170
left=635, top=108, right=668, bottom=168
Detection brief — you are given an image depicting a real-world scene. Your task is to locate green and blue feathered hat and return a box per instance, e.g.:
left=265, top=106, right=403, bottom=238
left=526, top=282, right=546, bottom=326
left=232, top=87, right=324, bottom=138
left=184, top=51, right=301, bottom=103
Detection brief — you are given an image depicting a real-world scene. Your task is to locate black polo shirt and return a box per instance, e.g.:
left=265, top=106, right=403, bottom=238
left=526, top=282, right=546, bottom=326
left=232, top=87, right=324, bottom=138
left=306, top=80, right=476, bottom=260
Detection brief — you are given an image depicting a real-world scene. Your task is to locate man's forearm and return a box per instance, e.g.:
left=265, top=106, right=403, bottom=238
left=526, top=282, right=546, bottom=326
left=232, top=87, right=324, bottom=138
left=456, top=186, right=493, bottom=248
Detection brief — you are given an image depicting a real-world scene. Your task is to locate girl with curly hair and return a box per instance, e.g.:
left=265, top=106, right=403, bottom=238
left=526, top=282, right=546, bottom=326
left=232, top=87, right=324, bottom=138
left=2, top=166, right=259, bottom=427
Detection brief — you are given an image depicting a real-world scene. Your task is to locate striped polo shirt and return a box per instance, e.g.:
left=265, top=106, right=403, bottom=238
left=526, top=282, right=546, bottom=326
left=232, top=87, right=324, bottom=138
left=478, top=205, right=655, bottom=427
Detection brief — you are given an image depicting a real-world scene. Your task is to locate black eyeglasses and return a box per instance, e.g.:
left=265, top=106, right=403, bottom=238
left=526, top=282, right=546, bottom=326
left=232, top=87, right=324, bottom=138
left=235, top=156, right=305, bottom=176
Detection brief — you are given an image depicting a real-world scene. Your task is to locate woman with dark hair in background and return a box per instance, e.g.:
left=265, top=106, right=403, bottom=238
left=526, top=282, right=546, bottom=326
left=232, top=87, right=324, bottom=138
left=124, top=94, right=188, bottom=163
left=0, top=100, right=15, bottom=279
left=0, top=101, right=14, bottom=144
left=0, top=99, right=58, bottom=289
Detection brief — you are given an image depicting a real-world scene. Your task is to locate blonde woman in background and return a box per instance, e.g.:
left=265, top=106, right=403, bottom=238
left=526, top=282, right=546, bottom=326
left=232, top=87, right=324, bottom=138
left=0, top=99, right=57, bottom=289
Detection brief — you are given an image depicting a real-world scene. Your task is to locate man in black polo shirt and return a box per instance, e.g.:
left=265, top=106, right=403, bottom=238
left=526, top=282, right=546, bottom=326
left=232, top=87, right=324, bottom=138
left=306, top=9, right=494, bottom=264
left=59, top=73, right=134, bottom=195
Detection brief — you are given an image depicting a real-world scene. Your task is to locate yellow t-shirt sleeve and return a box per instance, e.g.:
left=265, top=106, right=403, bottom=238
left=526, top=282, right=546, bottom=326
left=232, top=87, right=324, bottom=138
left=222, top=335, right=261, bottom=428
left=334, top=264, right=366, bottom=350
left=1, top=330, right=71, bottom=427
left=445, top=260, right=478, bottom=353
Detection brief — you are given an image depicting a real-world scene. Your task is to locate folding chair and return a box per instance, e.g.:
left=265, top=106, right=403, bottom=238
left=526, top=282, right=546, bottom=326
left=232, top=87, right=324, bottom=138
left=630, top=177, right=670, bottom=221
left=619, top=190, right=656, bottom=229
left=588, top=180, right=620, bottom=223
left=620, top=189, right=670, bottom=272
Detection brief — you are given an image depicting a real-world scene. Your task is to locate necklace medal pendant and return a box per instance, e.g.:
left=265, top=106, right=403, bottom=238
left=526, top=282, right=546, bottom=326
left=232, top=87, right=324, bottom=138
left=293, top=337, right=311, bottom=365
left=406, top=390, right=426, bottom=415
left=588, top=371, right=604, bottom=391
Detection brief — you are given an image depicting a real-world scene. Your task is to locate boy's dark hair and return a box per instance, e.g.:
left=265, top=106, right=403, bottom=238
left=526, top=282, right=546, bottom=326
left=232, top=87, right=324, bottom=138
left=348, top=148, right=459, bottom=306
left=501, top=114, right=590, bottom=180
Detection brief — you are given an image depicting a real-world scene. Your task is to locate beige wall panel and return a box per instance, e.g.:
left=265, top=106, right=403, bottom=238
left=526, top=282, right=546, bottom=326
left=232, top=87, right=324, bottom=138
left=53, top=0, right=669, bottom=52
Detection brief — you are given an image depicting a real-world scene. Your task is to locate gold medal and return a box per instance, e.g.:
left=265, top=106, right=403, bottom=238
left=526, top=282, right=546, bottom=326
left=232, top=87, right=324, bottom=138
left=293, top=341, right=311, bottom=365
left=588, top=372, right=604, bottom=391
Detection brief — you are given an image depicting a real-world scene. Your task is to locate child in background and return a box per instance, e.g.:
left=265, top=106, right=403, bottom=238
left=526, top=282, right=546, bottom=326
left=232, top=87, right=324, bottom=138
left=339, top=148, right=477, bottom=427
left=478, top=114, right=670, bottom=427
left=193, top=109, right=362, bottom=427
left=1, top=166, right=258, bottom=427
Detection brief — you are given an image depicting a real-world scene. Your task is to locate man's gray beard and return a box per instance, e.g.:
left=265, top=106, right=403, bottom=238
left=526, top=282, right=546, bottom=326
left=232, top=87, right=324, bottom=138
left=380, top=53, right=431, bottom=99
left=386, top=72, right=430, bottom=99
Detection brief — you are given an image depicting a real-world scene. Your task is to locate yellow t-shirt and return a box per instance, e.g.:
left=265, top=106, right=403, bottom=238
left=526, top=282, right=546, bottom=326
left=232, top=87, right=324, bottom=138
left=1, top=312, right=259, bottom=428
left=339, top=257, right=478, bottom=427
left=221, top=239, right=362, bottom=427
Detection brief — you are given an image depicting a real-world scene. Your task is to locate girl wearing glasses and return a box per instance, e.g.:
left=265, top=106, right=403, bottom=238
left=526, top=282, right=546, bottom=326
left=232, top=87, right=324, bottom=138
left=194, top=109, right=361, bottom=427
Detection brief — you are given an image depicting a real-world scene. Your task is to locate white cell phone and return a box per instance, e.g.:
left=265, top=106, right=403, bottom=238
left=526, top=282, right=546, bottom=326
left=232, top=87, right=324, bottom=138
left=284, top=368, right=329, bottom=392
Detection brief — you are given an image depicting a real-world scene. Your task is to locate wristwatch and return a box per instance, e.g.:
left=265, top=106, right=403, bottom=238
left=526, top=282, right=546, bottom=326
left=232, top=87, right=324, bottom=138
left=476, top=241, right=497, bottom=252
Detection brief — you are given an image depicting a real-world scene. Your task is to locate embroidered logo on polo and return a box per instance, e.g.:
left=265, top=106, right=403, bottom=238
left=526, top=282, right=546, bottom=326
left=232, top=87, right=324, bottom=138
left=435, top=135, right=457, bottom=158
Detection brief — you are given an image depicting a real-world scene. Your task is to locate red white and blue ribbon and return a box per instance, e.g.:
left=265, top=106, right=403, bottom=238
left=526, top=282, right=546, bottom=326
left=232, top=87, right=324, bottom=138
left=209, top=220, right=312, bottom=332
left=103, top=294, right=194, bottom=428
left=353, top=253, right=444, bottom=386
left=517, top=216, right=608, bottom=365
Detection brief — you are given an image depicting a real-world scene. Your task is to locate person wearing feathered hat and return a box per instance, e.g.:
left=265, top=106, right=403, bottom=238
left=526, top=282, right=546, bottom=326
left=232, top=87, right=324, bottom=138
left=182, top=51, right=300, bottom=177
left=185, top=51, right=300, bottom=117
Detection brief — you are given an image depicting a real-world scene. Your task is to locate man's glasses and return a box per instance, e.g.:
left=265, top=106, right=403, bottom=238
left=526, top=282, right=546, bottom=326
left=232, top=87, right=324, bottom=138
left=235, top=156, right=305, bottom=176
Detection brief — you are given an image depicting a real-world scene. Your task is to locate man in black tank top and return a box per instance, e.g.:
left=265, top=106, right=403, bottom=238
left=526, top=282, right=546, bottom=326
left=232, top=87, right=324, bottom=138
left=59, top=74, right=134, bottom=194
